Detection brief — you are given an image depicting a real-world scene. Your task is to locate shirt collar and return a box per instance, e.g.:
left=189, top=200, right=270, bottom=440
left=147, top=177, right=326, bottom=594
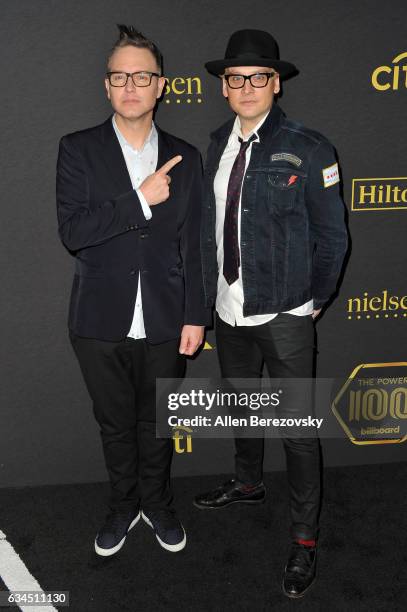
left=232, top=111, right=270, bottom=144
left=112, top=114, right=158, bottom=152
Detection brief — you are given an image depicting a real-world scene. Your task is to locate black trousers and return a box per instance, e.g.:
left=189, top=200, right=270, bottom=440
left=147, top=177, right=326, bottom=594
left=216, top=313, right=321, bottom=540
left=70, top=332, right=185, bottom=512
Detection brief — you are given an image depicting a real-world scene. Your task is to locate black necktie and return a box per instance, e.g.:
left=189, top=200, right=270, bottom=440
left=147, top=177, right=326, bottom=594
left=223, top=135, right=256, bottom=285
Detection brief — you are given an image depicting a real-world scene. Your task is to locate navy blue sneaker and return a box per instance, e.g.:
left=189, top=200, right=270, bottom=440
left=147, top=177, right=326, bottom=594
left=141, top=509, right=186, bottom=552
left=94, top=509, right=140, bottom=556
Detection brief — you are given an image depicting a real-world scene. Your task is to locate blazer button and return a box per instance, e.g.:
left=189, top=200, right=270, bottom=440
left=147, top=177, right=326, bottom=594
left=130, top=269, right=137, bottom=275
left=140, top=233, right=149, bottom=239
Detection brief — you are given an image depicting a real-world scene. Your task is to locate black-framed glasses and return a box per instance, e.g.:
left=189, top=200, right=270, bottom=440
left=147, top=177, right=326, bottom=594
left=106, top=71, right=160, bottom=87
left=224, top=72, right=276, bottom=89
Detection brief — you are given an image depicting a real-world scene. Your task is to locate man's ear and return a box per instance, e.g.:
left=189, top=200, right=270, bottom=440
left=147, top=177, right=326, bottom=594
left=222, top=77, right=228, bottom=99
left=104, top=78, right=111, bottom=100
left=273, top=74, right=281, bottom=95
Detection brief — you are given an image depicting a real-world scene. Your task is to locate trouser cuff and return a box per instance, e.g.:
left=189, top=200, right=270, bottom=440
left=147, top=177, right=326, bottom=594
left=290, top=524, right=319, bottom=541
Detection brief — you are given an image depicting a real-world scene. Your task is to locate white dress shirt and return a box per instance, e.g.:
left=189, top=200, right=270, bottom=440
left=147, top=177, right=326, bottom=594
left=214, top=112, right=313, bottom=326
left=112, top=115, right=158, bottom=339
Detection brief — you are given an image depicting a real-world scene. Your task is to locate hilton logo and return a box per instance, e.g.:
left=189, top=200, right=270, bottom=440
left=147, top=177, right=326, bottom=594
left=347, top=290, right=407, bottom=320
left=163, top=76, right=203, bottom=105
left=371, top=51, right=407, bottom=91
left=351, top=178, right=407, bottom=211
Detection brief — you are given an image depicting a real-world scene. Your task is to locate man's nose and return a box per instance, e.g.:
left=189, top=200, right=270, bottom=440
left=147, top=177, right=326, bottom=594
left=125, top=76, right=137, bottom=92
left=242, top=78, right=254, bottom=93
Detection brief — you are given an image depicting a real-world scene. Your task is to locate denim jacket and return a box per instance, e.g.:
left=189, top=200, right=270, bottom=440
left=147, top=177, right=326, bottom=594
left=200, top=103, right=348, bottom=314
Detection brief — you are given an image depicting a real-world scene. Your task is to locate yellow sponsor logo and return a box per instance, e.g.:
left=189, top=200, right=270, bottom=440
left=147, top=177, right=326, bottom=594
left=172, top=425, right=193, bottom=453
left=371, top=51, right=407, bottom=91
left=332, top=363, right=407, bottom=445
left=346, top=290, right=407, bottom=320
left=163, top=76, right=203, bottom=105
left=351, top=178, right=407, bottom=211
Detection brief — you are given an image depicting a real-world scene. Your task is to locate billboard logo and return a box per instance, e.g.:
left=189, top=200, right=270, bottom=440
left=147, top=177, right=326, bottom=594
left=164, top=76, right=203, bottom=105
left=332, top=363, right=407, bottom=445
left=371, top=51, right=407, bottom=91
left=351, top=178, right=407, bottom=211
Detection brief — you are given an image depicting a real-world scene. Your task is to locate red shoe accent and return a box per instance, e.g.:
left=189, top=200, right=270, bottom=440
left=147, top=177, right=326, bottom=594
left=296, top=538, right=316, bottom=547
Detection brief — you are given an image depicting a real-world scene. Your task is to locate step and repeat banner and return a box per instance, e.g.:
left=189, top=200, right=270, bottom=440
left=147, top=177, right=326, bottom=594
left=1, top=0, right=406, bottom=486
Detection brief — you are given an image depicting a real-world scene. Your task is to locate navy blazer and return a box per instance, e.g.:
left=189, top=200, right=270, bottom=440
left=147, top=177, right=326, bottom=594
left=56, top=116, right=210, bottom=343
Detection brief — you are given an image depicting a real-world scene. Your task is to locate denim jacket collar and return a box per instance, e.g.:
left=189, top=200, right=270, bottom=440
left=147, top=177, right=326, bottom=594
left=210, top=102, right=285, bottom=144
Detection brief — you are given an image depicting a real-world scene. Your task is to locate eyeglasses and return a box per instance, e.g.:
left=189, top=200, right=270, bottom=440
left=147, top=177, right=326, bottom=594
left=106, top=71, right=160, bottom=87
left=224, top=72, right=276, bottom=89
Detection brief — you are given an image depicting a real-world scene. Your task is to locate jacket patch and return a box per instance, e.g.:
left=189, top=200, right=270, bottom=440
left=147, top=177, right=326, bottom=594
left=322, top=163, right=340, bottom=188
left=271, top=152, right=302, bottom=167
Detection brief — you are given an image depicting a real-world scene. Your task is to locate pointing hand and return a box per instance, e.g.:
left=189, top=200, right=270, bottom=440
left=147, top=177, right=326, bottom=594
left=139, top=155, right=183, bottom=206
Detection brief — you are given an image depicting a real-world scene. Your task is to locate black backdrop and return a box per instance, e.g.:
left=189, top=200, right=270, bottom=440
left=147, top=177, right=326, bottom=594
left=1, top=0, right=406, bottom=487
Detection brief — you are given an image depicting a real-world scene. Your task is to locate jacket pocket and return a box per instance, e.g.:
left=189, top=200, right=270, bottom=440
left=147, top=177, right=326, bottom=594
left=75, top=261, right=105, bottom=278
left=266, top=170, right=301, bottom=213
left=168, top=263, right=184, bottom=277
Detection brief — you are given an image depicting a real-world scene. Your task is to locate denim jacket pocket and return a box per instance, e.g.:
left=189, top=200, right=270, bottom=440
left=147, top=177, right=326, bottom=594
left=265, top=169, right=304, bottom=214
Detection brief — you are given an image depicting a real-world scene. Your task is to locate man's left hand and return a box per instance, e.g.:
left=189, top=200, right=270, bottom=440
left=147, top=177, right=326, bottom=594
left=312, top=308, right=322, bottom=319
left=179, top=325, right=204, bottom=356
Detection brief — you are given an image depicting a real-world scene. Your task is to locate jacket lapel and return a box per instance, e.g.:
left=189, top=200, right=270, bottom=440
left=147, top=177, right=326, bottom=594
left=155, top=126, right=172, bottom=171
left=98, top=116, right=133, bottom=192
left=98, top=117, right=172, bottom=189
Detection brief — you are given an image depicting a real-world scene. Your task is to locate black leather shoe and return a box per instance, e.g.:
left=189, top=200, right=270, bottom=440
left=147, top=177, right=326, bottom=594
left=282, top=542, right=317, bottom=598
left=193, top=479, right=266, bottom=509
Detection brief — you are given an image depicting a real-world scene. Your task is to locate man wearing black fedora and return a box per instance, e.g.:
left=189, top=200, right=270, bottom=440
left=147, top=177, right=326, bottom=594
left=195, top=30, right=347, bottom=598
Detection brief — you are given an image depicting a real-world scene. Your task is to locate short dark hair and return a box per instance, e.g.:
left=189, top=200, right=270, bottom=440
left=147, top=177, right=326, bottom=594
left=107, top=24, right=163, bottom=74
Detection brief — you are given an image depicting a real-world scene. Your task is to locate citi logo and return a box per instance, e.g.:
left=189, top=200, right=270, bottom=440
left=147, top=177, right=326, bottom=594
left=371, top=51, right=407, bottom=91
left=172, top=426, right=193, bottom=453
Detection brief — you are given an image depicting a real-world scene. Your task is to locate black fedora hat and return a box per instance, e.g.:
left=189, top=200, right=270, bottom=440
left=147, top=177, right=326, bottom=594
left=205, top=29, right=297, bottom=79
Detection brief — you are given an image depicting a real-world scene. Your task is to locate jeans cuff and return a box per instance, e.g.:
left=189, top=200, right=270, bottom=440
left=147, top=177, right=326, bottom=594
left=290, top=524, right=318, bottom=541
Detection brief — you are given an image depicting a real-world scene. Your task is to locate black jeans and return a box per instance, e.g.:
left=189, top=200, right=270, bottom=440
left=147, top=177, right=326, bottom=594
left=215, top=313, right=320, bottom=540
left=70, top=332, right=185, bottom=512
